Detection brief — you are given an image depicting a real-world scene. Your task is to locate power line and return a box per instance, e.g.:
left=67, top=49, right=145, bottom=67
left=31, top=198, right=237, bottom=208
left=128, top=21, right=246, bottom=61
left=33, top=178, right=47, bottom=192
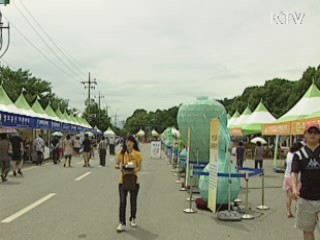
left=5, top=19, right=79, bottom=81
left=13, top=3, right=85, bottom=82
left=19, top=0, right=87, bottom=79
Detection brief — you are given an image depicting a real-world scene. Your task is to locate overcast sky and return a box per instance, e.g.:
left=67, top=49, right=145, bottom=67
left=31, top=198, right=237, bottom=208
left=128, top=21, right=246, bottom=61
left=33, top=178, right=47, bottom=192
left=1, top=0, right=319, bottom=122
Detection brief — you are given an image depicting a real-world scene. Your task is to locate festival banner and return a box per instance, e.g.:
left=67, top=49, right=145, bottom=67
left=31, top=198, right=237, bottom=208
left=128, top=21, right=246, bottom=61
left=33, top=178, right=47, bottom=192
left=62, top=123, right=70, bottom=132
left=51, top=121, right=61, bottom=131
left=262, top=122, right=291, bottom=136
left=208, top=118, right=220, bottom=213
left=230, top=127, right=243, bottom=137
left=34, top=118, right=50, bottom=130
left=290, top=118, right=319, bottom=135
left=185, top=127, right=192, bottom=187
left=151, top=141, right=161, bottom=158
left=76, top=126, right=84, bottom=133
left=0, top=112, right=33, bottom=128
left=70, top=125, right=77, bottom=133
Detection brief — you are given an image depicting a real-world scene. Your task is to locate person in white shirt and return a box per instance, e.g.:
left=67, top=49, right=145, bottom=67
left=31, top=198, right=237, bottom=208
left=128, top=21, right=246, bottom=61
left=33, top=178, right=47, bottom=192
left=33, top=134, right=45, bottom=166
left=283, top=141, right=302, bottom=218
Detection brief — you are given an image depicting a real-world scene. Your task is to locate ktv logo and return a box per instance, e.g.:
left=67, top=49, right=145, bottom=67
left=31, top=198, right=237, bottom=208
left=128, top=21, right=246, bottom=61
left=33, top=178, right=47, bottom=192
left=271, top=11, right=305, bottom=25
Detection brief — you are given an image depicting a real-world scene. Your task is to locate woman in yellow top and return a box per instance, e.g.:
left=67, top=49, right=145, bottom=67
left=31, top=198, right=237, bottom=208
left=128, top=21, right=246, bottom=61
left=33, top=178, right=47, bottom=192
left=115, top=136, right=143, bottom=232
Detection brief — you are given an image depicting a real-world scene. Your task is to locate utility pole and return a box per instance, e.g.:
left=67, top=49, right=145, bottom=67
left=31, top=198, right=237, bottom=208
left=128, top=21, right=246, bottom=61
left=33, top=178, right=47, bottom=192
left=81, top=72, right=97, bottom=124
left=113, top=113, right=118, bottom=127
left=95, top=91, right=105, bottom=128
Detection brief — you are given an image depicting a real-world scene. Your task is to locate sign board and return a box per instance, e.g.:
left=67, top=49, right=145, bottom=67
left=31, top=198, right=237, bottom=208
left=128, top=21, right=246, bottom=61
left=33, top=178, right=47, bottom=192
left=230, top=127, right=243, bottom=137
left=208, top=118, right=220, bottom=213
left=0, top=112, right=32, bottom=128
left=262, top=122, right=291, bottom=136
left=151, top=141, right=161, bottom=158
left=290, top=118, right=319, bottom=135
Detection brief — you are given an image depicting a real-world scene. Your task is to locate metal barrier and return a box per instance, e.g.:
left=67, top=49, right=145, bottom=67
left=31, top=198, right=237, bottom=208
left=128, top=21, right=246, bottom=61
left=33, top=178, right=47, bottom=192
left=191, top=167, right=266, bottom=220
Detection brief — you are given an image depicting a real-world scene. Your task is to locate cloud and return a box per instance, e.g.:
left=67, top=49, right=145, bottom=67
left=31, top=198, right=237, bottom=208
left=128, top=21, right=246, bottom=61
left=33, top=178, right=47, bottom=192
left=1, top=0, right=319, bottom=120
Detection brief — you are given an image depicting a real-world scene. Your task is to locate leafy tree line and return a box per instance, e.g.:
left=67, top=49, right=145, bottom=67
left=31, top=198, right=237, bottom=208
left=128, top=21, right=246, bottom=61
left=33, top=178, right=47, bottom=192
left=220, top=65, right=320, bottom=118
left=123, top=107, right=179, bottom=135
left=0, top=66, right=112, bottom=131
left=123, top=65, right=320, bottom=134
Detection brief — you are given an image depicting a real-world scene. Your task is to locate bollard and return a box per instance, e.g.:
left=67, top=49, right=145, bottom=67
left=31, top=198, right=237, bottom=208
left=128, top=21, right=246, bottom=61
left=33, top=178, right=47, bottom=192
left=257, top=170, right=270, bottom=210
left=183, top=166, right=197, bottom=213
left=175, top=154, right=181, bottom=182
left=242, top=172, right=254, bottom=219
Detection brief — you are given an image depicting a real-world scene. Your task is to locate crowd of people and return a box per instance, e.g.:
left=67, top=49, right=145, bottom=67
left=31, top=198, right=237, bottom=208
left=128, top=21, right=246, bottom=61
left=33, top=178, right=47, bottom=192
left=0, top=131, right=144, bottom=234
left=0, top=132, right=120, bottom=182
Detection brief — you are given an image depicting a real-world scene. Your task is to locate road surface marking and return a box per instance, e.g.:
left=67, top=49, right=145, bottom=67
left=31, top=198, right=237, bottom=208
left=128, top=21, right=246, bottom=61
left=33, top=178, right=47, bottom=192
left=110, top=158, right=114, bottom=162
left=22, top=162, right=52, bottom=172
left=1, top=193, right=57, bottom=223
left=75, top=172, right=91, bottom=181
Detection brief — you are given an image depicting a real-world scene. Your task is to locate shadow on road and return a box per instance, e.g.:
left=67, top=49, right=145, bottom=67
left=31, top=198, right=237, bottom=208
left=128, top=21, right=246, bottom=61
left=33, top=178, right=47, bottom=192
left=125, top=226, right=159, bottom=240
left=211, top=217, right=251, bottom=233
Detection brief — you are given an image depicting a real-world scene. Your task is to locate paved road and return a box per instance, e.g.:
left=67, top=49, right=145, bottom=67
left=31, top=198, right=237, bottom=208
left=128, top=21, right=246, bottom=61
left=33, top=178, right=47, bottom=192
left=0, top=144, right=315, bottom=240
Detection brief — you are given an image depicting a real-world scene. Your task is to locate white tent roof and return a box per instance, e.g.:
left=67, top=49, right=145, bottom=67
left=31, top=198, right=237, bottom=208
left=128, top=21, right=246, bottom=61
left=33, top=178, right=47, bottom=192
left=276, top=83, right=320, bottom=123
left=230, top=107, right=252, bottom=127
left=227, top=111, right=240, bottom=128
left=246, top=101, right=276, bottom=124
left=151, top=129, right=159, bottom=136
left=136, top=129, right=145, bottom=137
left=104, top=127, right=115, bottom=137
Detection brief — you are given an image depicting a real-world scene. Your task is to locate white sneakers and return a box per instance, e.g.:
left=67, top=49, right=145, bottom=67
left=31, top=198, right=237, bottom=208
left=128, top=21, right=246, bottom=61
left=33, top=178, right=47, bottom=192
left=117, top=219, right=137, bottom=232
left=130, top=219, right=137, bottom=227
left=116, top=224, right=125, bottom=232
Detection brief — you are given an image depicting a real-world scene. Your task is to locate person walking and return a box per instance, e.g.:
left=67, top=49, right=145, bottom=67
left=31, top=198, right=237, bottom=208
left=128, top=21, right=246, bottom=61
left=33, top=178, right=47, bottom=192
left=254, top=141, right=264, bottom=169
left=236, top=141, right=245, bottom=168
left=73, top=136, right=81, bottom=156
left=283, top=142, right=302, bottom=218
left=51, top=136, right=60, bottom=164
left=292, top=122, right=320, bottom=240
left=63, top=134, right=74, bottom=167
left=82, top=134, right=92, bottom=167
left=0, top=133, right=12, bottom=182
left=34, top=133, right=45, bottom=166
left=109, top=136, right=115, bottom=155
left=10, top=133, right=24, bottom=176
left=115, top=136, right=143, bottom=232
left=98, top=136, right=108, bottom=166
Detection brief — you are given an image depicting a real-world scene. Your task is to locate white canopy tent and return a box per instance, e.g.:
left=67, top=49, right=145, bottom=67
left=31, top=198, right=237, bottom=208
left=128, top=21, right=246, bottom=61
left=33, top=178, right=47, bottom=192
left=104, top=127, right=116, bottom=137
left=151, top=129, right=159, bottom=137
left=230, top=106, right=252, bottom=128
left=136, top=129, right=145, bottom=137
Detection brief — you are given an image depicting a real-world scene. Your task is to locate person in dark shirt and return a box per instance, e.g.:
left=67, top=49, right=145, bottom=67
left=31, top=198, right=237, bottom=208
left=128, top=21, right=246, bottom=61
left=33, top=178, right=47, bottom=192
left=82, top=134, right=92, bottom=167
left=51, top=136, right=60, bottom=164
left=10, top=134, right=24, bottom=176
left=236, top=142, right=245, bottom=168
left=292, top=122, right=320, bottom=240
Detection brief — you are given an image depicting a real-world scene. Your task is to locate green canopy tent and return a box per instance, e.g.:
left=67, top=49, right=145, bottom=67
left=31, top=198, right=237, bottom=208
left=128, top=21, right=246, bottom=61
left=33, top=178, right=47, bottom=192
left=227, top=110, right=240, bottom=128
left=229, top=106, right=252, bottom=129
left=275, top=83, right=320, bottom=123
left=242, top=101, right=276, bottom=135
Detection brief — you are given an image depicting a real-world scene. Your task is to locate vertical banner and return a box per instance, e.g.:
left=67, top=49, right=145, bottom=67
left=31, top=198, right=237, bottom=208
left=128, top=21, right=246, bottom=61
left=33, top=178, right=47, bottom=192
left=208, top=118, right=220, bottom=213
left=185, top=127, right=192, bottom=187
left=151, top=141, right=161, bottom=158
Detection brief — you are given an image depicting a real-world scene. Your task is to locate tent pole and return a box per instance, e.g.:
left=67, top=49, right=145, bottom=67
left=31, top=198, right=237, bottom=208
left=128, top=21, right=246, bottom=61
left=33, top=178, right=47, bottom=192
left=273, top=135, right=279, bottom=169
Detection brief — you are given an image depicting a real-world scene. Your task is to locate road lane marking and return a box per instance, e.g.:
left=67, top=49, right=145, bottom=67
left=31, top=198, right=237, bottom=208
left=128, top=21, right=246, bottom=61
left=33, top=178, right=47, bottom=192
left=1, top=193, right=57, bottom=223
left=75, top=172, right=91, bottom=181
left=21, top=162, right=52, bottom=172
